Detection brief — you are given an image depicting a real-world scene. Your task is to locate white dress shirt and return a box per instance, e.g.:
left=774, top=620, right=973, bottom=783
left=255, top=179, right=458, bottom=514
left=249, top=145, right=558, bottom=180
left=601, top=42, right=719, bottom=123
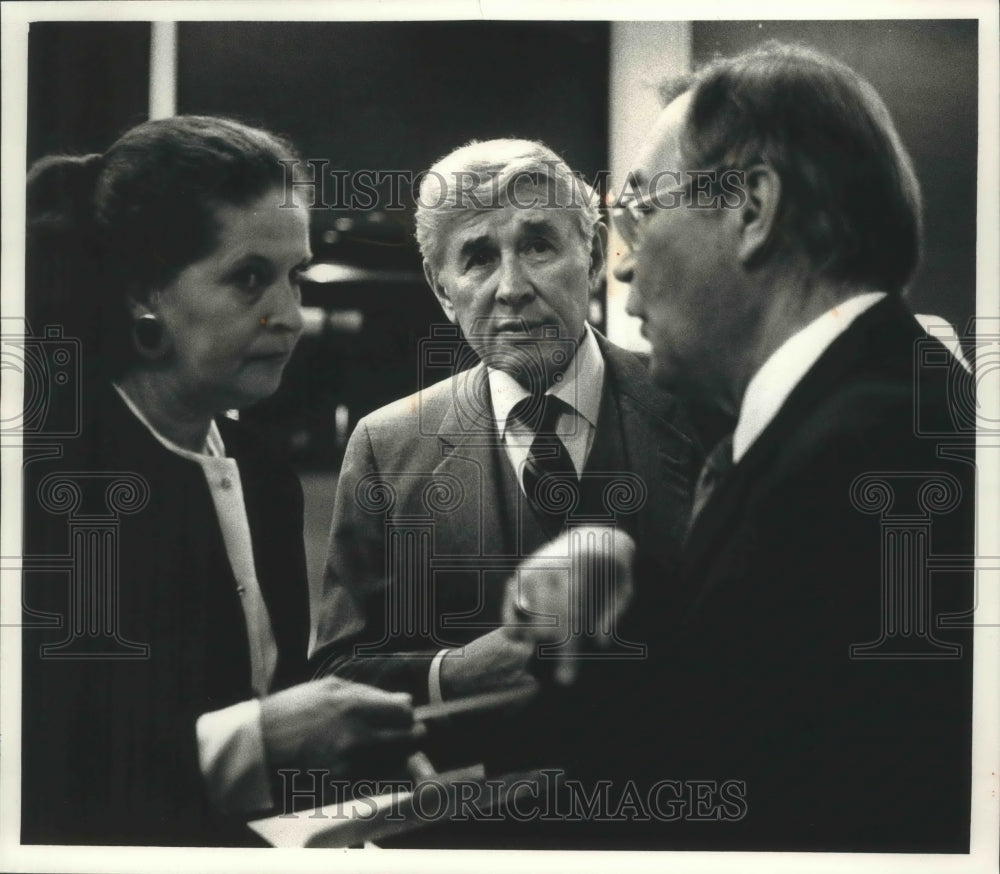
left=732, top=292, right=887, bottom=464
left=113, top=384, right=276, bottom=815
left=489, top=322, right=605, bottom=485
left=732, top=293, right=973, bottom=465
left=428, top=324, right=607, bottom=702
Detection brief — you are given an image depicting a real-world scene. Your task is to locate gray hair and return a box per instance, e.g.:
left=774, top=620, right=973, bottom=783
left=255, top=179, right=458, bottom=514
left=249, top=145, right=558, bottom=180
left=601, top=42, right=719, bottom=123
left=414, top=138, right=600, bottom=270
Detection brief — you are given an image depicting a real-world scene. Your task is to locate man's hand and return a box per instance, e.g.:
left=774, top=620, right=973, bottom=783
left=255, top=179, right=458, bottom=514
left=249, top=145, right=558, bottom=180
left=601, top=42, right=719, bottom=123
left=438, top=628, right=539, bottom=700
left=503, top=525, right=636, bottom=686
left=260, top=676, right=420, bottom=777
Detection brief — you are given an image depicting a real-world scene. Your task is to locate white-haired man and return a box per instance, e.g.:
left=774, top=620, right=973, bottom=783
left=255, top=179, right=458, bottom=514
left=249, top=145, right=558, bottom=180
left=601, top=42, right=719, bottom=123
left=312, top=140, right=700, bottom=730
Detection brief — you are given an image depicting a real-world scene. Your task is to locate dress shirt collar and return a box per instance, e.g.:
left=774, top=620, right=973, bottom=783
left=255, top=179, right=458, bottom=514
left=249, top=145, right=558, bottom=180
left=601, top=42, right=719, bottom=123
left=732, top=291, right=887, bottom=464
left=112, top=383, right=225, bottom=460
left=488, top=323, right=605, bottom=438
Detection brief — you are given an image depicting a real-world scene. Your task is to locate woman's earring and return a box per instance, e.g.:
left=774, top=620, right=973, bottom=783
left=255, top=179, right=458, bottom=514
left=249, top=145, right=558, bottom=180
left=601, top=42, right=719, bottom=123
left=132, top=313, right=170, bottom=359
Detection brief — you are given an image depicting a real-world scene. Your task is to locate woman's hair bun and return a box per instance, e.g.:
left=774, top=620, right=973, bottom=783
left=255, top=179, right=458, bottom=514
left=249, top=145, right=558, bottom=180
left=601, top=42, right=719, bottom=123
left=26, top=152, right=104, bottom=234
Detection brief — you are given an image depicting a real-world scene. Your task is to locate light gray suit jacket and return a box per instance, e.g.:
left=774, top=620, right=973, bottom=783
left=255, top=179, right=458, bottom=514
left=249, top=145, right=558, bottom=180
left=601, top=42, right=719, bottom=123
left=311, top=331, right=700, bottom=701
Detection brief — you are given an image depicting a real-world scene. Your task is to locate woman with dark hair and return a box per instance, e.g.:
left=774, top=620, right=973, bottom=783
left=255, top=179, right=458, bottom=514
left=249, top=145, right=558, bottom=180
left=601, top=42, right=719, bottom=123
left=21, top=116, right=418, bottom=846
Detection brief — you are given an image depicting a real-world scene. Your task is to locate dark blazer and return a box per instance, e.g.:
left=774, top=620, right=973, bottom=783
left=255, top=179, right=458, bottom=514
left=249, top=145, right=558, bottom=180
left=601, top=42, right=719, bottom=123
left=21, top=384, right=311, bottom=846
left=548, top=296, right=974, bottom=851
left=312, top=331, right=700, bottom=703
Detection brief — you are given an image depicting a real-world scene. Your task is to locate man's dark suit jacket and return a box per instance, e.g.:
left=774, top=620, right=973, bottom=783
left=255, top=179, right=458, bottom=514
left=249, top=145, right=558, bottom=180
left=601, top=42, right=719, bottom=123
left=312, top=330, right=700, bottom=704
left=21, top=384, right=311, bottom=846
left=544, top=295, right=974, bottom=852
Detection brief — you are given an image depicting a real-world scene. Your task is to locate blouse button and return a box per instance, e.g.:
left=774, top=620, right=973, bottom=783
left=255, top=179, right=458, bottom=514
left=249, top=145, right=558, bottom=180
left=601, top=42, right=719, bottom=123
left=220, top=477, right=232, bottom=490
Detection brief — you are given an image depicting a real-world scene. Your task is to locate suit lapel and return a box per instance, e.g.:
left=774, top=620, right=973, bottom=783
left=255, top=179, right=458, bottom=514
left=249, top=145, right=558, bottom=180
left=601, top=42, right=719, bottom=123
left=430, top=364, right=517, bottom=557
left=683, top=295, right=924, bottom=580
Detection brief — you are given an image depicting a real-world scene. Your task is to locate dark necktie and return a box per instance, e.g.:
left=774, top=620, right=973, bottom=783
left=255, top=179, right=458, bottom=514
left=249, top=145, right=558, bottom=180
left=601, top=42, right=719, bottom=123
left=510, top=394, right=578, bottom=535
left=686, top=432, right=734, bottom=540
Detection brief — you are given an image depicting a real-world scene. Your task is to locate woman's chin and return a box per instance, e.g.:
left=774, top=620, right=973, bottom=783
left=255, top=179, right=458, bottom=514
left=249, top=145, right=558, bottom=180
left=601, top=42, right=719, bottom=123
left=217, top=375, right=285, bottom=412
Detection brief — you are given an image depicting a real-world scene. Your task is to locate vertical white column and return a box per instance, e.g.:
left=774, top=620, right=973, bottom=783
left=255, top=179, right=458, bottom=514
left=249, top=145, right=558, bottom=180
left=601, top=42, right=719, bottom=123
left=149, top=21, right=177, bottom=119
left=606, top=22, right=691, bottom=351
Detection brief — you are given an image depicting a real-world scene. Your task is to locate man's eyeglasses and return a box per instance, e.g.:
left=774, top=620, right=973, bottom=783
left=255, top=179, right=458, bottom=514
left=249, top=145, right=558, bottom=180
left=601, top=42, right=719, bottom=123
left=609, top=190, right=657, bottom=251
left=608, top=168, right=742, bottom=250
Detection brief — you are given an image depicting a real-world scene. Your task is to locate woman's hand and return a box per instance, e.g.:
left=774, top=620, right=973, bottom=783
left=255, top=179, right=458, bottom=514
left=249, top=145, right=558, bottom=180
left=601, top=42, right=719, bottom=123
left=260, top=677, right=420, bottom=779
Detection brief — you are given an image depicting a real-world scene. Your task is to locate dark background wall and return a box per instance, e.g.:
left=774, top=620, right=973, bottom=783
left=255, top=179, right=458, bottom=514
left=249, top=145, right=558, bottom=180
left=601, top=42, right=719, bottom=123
left=27, top=22, right=150, bottom=162
left=176, top=21, right=609, bottom=253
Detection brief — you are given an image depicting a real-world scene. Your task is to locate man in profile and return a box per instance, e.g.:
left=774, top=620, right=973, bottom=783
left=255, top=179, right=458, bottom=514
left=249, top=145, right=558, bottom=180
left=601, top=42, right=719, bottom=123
left=510, top=43, right=974, bottom=851
left=312, top=140, right=699, bottom=723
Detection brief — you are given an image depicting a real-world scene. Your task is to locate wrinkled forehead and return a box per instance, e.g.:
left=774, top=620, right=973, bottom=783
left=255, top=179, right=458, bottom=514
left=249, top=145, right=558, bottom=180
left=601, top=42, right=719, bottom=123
left=440, top=198, right=586, bottom=258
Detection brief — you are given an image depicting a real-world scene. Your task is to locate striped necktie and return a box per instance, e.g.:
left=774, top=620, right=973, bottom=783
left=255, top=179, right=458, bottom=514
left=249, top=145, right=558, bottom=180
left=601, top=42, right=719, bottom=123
left=510, top=394, right=578, bottom=535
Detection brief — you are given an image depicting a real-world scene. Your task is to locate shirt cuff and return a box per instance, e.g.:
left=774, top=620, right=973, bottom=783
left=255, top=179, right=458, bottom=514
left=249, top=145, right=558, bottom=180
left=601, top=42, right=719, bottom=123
left=196, top=698, right=274, bottom=816
left=428, top=648, right=451, bottom=704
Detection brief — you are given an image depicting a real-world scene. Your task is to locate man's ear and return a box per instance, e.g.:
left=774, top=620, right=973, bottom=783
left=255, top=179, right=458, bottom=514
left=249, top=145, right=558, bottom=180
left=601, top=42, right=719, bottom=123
left=736, top=164, right=782, bottom=266
left=587, top=222, right=609, bottom=291
left=423, top=259, right=457, bottom=324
